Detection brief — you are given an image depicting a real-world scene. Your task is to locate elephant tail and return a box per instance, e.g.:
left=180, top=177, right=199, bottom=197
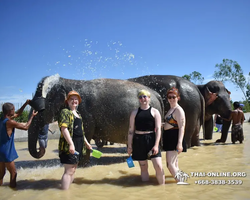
left=198, top=88, right=205, bottom=139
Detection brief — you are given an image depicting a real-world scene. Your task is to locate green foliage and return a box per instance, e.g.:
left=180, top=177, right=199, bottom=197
left=246, top=72, right=250, bottom=103
left=0, top=110, right=29, bottom=122
left=214, top=59, right=246, bottom=88
left=214, top=59, right=249, bottom=107
left=182, top=71, right=204, bottom=84
left=15, top=110, right=29, bottom=122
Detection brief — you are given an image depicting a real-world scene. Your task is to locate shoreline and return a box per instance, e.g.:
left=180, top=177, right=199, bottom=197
left=14, top=113, right=250, bottom=142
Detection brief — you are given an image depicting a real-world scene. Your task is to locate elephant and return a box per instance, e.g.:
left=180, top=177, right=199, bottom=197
left=28, top=75, right=164, bottom=165
left=197, top=81, right=232, bottom=142
left=128, top=75, right=205, bottom=148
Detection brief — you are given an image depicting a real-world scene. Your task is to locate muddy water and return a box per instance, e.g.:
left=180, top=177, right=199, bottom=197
left=1, top=123, right=250, bottom=200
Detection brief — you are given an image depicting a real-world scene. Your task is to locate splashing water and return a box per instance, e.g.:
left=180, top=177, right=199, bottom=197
left=47, top=39, right=152, bottom=80
left=42, top=74, right=60, bottom=98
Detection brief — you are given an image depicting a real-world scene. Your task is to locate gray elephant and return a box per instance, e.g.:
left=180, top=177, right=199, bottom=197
left=197, top=81, right=232, bottom=142
left=28, top=75, right=164, bottom=164
left=129, top=75, right=205, bottom=148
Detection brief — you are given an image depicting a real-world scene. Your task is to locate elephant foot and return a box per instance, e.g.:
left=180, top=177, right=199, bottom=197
left=191, top=140, right=200, bottom=147
left=215, top=139, right=226, bottom=143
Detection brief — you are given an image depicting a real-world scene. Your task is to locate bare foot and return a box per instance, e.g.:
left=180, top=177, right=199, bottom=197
left=9, top=173, right=17, bottom=188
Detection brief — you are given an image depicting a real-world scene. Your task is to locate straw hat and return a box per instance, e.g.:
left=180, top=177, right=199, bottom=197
left=65, top=91, right=82, bottom=104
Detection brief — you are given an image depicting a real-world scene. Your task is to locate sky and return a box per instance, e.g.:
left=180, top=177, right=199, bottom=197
left=0, top=0, right=250, bottom=109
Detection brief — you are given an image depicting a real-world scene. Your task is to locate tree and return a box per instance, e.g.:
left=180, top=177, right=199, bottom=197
left=0, top=110, right=29, bottom=122
left=246, top=72, right=250, bottom=102
left=213, top=59, right=249, bottom=102
left=182, top=71, right=204, bottom=84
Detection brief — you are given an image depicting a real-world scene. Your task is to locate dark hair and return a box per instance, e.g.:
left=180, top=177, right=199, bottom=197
left=2, top=103, right=14, bottom=115
left=233, top=101, right=240, bottom=109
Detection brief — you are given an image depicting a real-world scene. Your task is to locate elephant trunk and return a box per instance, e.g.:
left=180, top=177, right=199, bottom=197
left=216, top=120, right=231, bottom=143
left=28, top=111, right=46, bottom=159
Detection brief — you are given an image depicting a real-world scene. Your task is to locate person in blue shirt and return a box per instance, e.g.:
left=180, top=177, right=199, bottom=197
left=0, top=100, right=37, bottom=188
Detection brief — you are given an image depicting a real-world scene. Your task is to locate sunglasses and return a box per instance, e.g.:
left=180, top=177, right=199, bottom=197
left=168, top=96, right=177, bottom=99
left=139, top=95, right=147, bottom=99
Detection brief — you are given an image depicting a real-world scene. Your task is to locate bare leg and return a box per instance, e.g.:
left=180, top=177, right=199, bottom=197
left=138, top=160, right=149, bottom=182
left=0, top=162, right=6, bottom=186
left=151, top=157, right=165, bottom=185
left=175, top=157, right=179, bottom=171
left=6, top=161, right=17, bottom=188
left=61, top=164, right=77, bottom=190
left=166, top=151, right=179, bottom=182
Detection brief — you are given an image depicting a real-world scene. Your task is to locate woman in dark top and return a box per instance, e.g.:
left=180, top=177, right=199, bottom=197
left=163, top=87, right=186, bottom=183
left=127, top=89, right=165, bottom=185
left=58, top=90, right=92, bottom=190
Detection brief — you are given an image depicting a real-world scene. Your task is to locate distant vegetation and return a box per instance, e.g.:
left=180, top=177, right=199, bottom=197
left=0, top=110, right=30, bottom=122
left=183, top=58, right=250, bottom=112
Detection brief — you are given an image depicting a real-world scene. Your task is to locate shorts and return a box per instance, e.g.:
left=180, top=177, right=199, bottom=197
left=59, top=152, right=79, bottom=164
left=132, top=132, right=161, bottom=161
left=163, top=129, right=187, bottom=152
left=59, top=137, right=83, bottom=164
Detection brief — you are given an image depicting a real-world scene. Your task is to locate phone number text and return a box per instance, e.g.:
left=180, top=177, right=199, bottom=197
left=194, top=180, right=243, bottom=185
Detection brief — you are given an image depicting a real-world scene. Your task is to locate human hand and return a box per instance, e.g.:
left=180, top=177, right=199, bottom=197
left=32, top=110, right=38, bottom=117
left=85, top=142, right=92, bottom=150
left=69, top=144, right=75, bottom=154
left=176, top=143, right=183, bottom=154
left=26, top=99, right=31, bottom=105
left=127, top=147, right=132, bottom=156
left=151, top=145, right=158, bottom=155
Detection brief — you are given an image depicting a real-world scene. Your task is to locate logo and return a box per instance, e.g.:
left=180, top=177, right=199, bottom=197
left=175, top=170, right=190, bottom=185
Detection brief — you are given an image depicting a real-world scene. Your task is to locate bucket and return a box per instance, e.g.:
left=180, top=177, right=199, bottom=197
left=92, top=149, right=102, bottom=159
left=30, top=97, right=46, bottom=112
left=126, top=156, right=135, bottom=168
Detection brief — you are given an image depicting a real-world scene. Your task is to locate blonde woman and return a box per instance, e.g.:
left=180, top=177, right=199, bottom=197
left=127, top=89, right=165, bottom=185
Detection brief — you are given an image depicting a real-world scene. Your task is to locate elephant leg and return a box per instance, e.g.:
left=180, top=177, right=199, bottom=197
left=184, top=126, right=194, bottom=148
left=191, top=120, right=201, bottom=147
left=204, top=117, right=213, bottom=140
left=216, top=120, right=231, bottom=143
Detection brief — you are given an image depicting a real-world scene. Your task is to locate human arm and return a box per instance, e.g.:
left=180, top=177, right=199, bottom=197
left=127, top=110, right=136, bottom=156
left=6, top=110, right=38, bottom=137
left=11, top=99, right=31, bottom=119
left=151, top=108, right=162, bottom=155
left=84, top=136, right=92, bottom=150
left=175, top=107, right=186, bottom=153
left=240, top=112, right=245, bottom=124
left=61, top=126, right=75, bottom=154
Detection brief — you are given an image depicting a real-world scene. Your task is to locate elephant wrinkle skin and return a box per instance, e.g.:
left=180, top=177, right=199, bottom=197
left=28, top=76, right=164, bottom=164
left=197, top=81, right=232, bottom=142
left=129, top=75, right=205, bottom=148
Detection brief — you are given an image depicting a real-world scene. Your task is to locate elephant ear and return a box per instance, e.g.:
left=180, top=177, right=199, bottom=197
left=205, top=86, right=218, bottom=106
